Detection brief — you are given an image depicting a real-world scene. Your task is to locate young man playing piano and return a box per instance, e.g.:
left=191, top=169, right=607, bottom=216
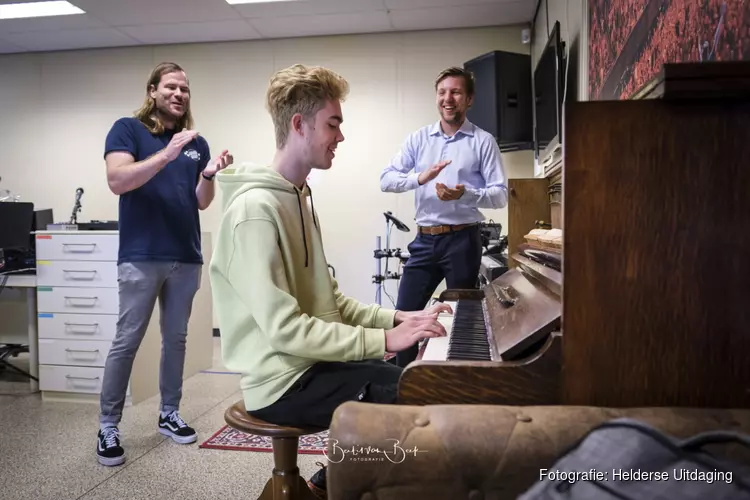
left=380, top=66, right=508, bottom=367
left=208, top=63, right=450, bottom=499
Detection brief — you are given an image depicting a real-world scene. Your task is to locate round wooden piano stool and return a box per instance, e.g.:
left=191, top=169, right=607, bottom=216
left=224, top=400, right=324, bottom=500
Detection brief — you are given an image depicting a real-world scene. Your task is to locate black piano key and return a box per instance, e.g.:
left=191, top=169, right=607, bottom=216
left=449, top=342, right=488, bottom=349
left=449, top=353, right=492, bottom=361
left=448, top=347, right=490, bottom=354
left=445, top=298, right=492, bottom=361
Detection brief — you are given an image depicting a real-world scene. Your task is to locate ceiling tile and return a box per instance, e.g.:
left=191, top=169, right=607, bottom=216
left=70, top=0, right=241, bottom=26
left=385, top=0, right=520, bottom=9
left=119, top=19, right=261, bottom=45
left=0, top=14, right=107, bottom=34
left=250, top=10, right=392, bottom=38
left=389, top=1, right=533, bottom=31
left=0, top=0, right=536, bottom=54
left=2, top=27, right=139, bottom=52
left=232, top=0, right=385, bottom=18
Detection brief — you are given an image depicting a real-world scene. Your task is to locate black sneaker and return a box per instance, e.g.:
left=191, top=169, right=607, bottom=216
left=97, top=427, right=125, bottom=466
left=158, top=411, right=197, bottom=444
left=306, top=462, right=327, bottom=499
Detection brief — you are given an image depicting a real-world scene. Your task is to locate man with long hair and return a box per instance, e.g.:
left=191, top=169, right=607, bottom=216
left=209, top=64, right=449, bottom=498
left=380, top=66, right=508, bottom=367
left=96, top=62, right=233, bottom=467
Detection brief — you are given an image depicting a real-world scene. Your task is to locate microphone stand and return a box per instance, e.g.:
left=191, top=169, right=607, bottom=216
left=373, top=212, right=410, bottom=306
left=70, top=196, right=82, bottom=224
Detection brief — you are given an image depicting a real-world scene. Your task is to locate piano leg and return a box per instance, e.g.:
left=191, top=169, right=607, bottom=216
left=397, top=333, right=562, bottom=406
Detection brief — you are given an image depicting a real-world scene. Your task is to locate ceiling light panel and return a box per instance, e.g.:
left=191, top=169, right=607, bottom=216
left=0, top=1, right=84, bottom=20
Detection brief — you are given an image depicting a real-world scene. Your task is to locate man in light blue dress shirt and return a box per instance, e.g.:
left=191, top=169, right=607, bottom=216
left=380, top=66, right=508, bottom=367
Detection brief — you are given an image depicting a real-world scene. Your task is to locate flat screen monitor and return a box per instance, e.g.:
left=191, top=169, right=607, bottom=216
left=0, top=202, right=34, bottom=251
left=534, top=21, right=564, bottom=162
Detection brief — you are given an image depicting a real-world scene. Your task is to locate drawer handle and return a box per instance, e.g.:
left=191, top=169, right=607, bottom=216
left=64, top=322, right=99, bottom=332
left=65, top=348, right=100, bottom=353
left=62, top=243, right=97, bottom=253
left=65, top=375, right=100, bottom=381
left=64, top=296, right=98, bottom=306
left=63, top=269, right=98, bottom=280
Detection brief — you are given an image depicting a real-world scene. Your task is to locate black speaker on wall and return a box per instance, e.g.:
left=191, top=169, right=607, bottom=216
left=464, top=50, right=533, bottom=151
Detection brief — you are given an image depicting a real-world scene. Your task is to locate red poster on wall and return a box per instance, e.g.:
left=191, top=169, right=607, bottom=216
left=589, top=0, right=750, bottom=100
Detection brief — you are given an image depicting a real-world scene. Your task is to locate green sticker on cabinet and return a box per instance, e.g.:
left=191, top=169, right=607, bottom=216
left=37, top=287, right=53, bottom=291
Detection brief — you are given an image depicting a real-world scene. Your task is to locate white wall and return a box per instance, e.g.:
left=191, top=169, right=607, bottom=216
left=0, top=26, right=534, bottom=327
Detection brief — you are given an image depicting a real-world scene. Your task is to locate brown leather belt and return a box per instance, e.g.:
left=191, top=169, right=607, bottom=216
left=417, top=223, right=477, bottom=235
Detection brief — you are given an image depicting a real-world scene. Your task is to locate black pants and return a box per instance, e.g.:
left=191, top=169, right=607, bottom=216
left=394, top=225, right=483, bottom=367
left=247, top=360, right=403, bottom=429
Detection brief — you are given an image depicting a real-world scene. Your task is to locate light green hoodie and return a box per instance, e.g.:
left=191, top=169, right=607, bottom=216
left=209, top=163, right=396, bottom=411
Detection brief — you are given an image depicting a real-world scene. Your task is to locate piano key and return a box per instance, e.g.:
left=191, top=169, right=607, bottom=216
left=421, top=299, right=493, bottom=361
left=446, top=298, right=491, bottom=361
left=421, top=300, right=456, bottom=361
left=421, top=335, right=449, bottom=361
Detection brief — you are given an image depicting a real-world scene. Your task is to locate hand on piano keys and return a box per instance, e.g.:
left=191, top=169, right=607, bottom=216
left=424, top=302, right=454, bottom=317
left=420, top=299, right=495, bottom=361
left=386, top=308, right=449, bottom=354
left=421, top=301, right=457, bottom=361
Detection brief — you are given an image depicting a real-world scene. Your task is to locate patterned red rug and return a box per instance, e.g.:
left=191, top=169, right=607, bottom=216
left=199, top=425, right=329, bottom=455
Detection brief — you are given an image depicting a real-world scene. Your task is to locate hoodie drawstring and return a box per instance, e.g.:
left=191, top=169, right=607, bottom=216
left=295, top=185, right=319, bottom=268
left=295, top=189, right=309, bottom=267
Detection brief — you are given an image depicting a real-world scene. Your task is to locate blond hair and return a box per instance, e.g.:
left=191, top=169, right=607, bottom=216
left=435, top=66, right=475, bottom=97
left=134, top=62, right=194, bottom=135
left=266, top=64, right=350, bottom=148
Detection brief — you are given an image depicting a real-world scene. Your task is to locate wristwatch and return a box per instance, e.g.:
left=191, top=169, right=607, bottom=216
left=201, top=171, right=215, bottom=181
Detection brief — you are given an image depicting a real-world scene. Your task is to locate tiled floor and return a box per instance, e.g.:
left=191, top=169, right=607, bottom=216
left=0, top=337, right=323, bottom=500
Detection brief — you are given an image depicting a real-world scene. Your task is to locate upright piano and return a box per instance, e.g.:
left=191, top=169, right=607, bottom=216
left=397, top=62, right=750, bottom=410
left=397, top=250, right=563, bottom=406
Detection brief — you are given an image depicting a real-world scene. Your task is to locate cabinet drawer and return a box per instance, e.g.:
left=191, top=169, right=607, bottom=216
left=38, top=339, right=112, bottom=367
left=38, top=313, right=118, bottom=341
left=38, top=365, right=125, bottom=395
left=36, top=260, right=117, bottom=288
left=39, top=365, right=130, bottom=395
left=35, top=233, right=118, bottom=261
left=37, top=287, right=119, bottom=315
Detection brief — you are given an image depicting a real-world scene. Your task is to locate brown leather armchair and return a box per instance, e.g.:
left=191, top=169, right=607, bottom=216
left=326, top=402, right=750, bottom=500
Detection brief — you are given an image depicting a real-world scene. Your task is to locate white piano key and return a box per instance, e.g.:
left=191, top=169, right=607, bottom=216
left=421, top=334, right=449, bottom=361
left=421, top=300, right=456, bottom=361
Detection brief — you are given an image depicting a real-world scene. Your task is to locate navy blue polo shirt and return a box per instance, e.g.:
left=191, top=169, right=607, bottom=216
left=104, top=117, right=210, bottom=265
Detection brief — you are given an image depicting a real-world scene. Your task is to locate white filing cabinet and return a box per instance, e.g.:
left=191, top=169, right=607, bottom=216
left=33, top=229, right=214, bottom=404
left=34, top=231, right=128, bottom=401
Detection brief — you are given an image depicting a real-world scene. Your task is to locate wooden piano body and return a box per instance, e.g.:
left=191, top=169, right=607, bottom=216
left=398, top=62, right=750, bottom=409
left=398, top=253, right=563, bottom=406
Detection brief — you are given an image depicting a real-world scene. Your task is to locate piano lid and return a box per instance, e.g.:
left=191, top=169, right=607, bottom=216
left=484, top=265, right=561, bottom=361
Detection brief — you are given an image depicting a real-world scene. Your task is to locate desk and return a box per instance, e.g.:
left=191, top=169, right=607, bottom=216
left=0, top=274, right=38, bottom=392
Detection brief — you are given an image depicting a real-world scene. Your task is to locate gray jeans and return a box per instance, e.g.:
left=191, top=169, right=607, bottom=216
left=99, top=261, right=201, bottom=426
